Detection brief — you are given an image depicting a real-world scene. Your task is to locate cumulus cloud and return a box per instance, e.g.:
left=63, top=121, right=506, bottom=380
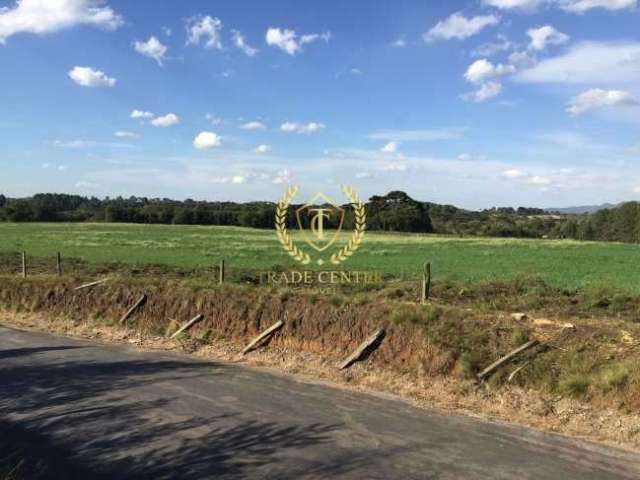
left=462, top=59, right=514, bottom=102
left=558, top=0, right=637, bottom=12
left=527, top=25, right=569, bottom=51
left=255, top=144, right=271, bottom=154
left=280, top=121, right=325, bottom=134
left=240, top=121, right=266, bottom=130
left=133, top=36, right=168, bottom=65
left=482, top=0, right=545, bottom=9
left=131, top=109, right=153, bottom=119
left=0, top=0, right=123, bottom=43
left=381, top=141, right=400, bottom=153
left=151, top=113, right=180, bottom=127
left=425, top=12, right=499, bottom=42
left=464, top=59, right=515, bottom=84
left=483, top=0, right=636, bottom=11
left=114, top=131, right=139, bottom=139
left=68, top=66, right=116, bottom=87
left=186, top=15, right=223, bottom=49
left=265, top=27, right=331, bottom=55
left=231, top=30, right=258, bottom=56
left=193, top=131, right=221, bottom=149
left=567, top=89, right=637, bottom=115
left=516, top=41, right=640, bottom=84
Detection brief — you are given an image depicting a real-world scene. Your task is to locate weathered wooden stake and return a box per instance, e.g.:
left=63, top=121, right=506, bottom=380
left=170, top=314, right=204, bottom=339
left=21, top=251, right=27, bottom=278
left=119, top=294, right=148, bottom=325
left=219, top=259, right=225, bottom=284
left=242, top=318, right=285, bottom=355
left=339, top=329, right=386, bottom=370
left=477, top=339, right=539, bottom=381
left=421, top=262, right=432, bottom=304
left=56, top=252, right=62, bottom=276
left=74, top=278, right=110, bottom=291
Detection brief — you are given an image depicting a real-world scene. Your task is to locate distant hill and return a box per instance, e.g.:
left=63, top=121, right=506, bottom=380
left=546, top=203, right=621, bottom=215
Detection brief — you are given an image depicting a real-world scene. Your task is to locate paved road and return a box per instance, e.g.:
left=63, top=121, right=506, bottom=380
left=1, top=326, right=639, bottom=479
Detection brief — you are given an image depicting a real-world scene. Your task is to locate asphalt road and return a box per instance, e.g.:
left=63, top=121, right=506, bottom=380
left=1, top=325, right=639, bottom=479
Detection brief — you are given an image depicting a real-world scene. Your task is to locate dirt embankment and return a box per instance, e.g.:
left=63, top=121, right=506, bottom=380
left=1, top=276, right=640, bottom=452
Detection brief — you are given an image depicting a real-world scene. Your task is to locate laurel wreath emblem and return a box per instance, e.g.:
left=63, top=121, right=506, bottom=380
left=275, top=185, right=366, bottom=266
left=330, top=185, right=366, bottom=265
left=275, top=186, right=311, bottom=265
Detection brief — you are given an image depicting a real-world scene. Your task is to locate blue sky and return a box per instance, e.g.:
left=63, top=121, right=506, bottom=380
left=1, top=0, right=640, bottom=209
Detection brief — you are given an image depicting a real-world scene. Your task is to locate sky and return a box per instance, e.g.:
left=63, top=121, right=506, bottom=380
left=1, top=0, right=640, bottom=209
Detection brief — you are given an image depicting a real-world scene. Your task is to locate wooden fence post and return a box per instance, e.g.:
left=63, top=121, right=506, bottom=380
left=421, top=262, right=431, bottom=304
left=21, top=251, right=27, bottom=278
left=56, top=252, right=62, bottom=276
left=119, top=294, right=148, bottom=325
left=219, top=259, right=225, bottom=284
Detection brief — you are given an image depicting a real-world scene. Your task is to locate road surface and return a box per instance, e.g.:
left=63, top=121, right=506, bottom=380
left=1, top=325, right=639, bottom=479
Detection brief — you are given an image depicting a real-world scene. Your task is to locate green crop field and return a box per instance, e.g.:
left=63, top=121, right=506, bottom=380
left=1, top=222, right=640, bottom=291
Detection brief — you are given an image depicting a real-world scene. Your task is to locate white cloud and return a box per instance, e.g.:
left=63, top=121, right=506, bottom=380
left=193, top=131, right=222, bottom=149
left=58, top=165, right=67, bottom=171
left=255, top=144, right=271, bottom=154
left=558, top=0, right=637, bottom=12
left=391, top=37, right=406, bottom=47
left=464, top=58, right=515, bottom=84
left=508, top=50, right=537, bottom=68
left=41, top=163, right=49, bottom=168
left=300, top=31, right=331, bottom=44
left=205, top=113, right=222, bottom=125
left=68, top=66, right=116, bottom=87
left=0, top=0, right=123, bottom=43
left=567, top=89, right=637, bottom=115
left=272, top=169, right=291, bottom=184
left=482, top=0, right=545, bottom=9
left=502, top=169, right=528, bottom=178
left=186, top=15, right=222, bottom=49
left=231, top=29, right=258, bottom=56
left=463, top=81, right=503, bottom=102
left=368, top=127, right=465, bottom=142
left=131, top=109, right=153, bottom=119
left=151, top=113, right=180, bottom=127
left=114, top=131, right=139, bottom=139
left=425, top=12, right=499, bottom=42
left=527, top=25, right=569, bottom=51
left=482, top=0, right=636, bottom=11
left=516, top=42, right=640, bottom=85
left=231, top=175, right=246, bottom=184
left=280, top=121, right=325, bottom=134
left=133, top=36, right=168, bottom=65
left=266, top=27, right=331, bottom=55
left=241, top=121, right=266, bottom=130
left=381, top=141, right=400, bottom=153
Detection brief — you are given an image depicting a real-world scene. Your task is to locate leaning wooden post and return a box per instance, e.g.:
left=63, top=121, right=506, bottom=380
left=339, top=329, right=386, bottom=370
left=119, top=294, right=148, bottom=325
left=219, top=259, right=225, bottom=284
left=21, top=251, right=27, bottom=278
left=421, top=262, right=431, bottom=304
left=477, top=339, right=539, bottom=381
left=56, top=252, right=62, bottom=276
left=170, top=314, right=204, bottom=339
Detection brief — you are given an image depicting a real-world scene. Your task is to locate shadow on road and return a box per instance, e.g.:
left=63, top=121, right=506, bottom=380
left=0, top=345, right=345, bottom=479
left=0, top=345, right=84, bottom=360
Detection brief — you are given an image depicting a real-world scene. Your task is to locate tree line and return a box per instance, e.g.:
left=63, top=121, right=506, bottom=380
left=1, top=191, right=639, bottom=242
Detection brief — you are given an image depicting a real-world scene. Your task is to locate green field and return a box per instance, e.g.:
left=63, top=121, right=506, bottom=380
left=1, top=222, right=640, bottom=291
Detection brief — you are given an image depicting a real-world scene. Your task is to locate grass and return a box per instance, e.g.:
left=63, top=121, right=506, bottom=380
left=1, top=222, right=640, bottom=291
